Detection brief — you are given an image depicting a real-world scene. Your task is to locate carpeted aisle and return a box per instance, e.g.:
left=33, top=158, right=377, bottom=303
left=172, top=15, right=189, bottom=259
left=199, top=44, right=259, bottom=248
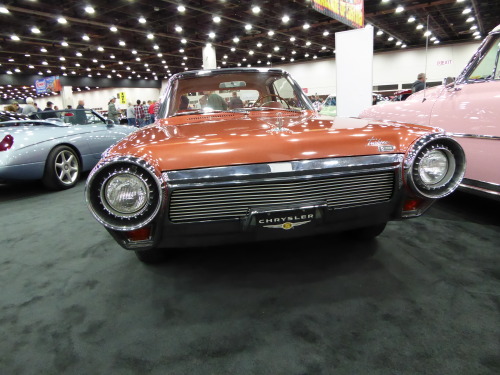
left=1, top=181, right=499, bottom=374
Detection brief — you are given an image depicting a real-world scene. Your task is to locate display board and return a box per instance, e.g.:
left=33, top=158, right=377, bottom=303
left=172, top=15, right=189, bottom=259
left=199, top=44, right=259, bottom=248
left=312, top=0, right=364, bottom=29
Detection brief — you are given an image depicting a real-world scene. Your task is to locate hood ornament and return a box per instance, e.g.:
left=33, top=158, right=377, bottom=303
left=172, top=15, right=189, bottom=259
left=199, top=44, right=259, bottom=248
left=267, top=112, right=291, bottom=134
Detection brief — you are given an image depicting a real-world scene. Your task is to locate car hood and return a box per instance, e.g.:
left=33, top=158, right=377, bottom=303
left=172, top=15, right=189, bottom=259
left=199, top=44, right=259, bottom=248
left=103, top=112, right=440, bottom=172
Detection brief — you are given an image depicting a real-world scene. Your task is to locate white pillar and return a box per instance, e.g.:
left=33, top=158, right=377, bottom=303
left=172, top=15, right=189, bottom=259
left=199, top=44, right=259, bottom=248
left=60, top=86, right=73, bottom=109
left=202, top=43, right=217, bottom=69
left=335, top=25, right=374, bottom=117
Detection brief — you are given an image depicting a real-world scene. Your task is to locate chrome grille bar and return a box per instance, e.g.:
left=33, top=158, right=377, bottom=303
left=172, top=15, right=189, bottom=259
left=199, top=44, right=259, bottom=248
left=168, top=171, right=395, bottom=223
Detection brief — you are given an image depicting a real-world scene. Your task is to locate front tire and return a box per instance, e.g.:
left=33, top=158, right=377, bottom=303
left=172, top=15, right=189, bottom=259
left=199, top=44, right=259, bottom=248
left=42, top=145, right=81, bottom=190
left=135, top=249, right=168, bottom=264
left=345, top=223, right=387, bottom=240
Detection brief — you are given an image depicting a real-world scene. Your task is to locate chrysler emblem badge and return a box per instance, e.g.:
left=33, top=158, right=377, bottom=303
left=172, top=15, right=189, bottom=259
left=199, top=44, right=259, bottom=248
left=262, top=220, right=310, bottom=230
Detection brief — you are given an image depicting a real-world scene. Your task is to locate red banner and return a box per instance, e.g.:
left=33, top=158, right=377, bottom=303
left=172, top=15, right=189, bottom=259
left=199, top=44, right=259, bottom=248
left=312, top=0, right=364, bottom=29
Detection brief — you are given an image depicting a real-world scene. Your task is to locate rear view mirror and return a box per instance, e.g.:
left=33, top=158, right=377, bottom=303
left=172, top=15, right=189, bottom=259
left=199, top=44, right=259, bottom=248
left=443, top=77, right=455, bottom=86
left=219, top=81, right=247, bottom=89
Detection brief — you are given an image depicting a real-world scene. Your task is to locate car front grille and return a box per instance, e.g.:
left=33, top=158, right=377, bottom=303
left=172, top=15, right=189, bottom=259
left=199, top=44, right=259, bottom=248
left=168, top=171, right=395, bottom=223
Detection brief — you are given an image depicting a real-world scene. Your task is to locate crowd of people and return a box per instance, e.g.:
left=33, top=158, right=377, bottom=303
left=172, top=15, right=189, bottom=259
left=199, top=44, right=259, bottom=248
left=123, top=99, right=159, bottom=127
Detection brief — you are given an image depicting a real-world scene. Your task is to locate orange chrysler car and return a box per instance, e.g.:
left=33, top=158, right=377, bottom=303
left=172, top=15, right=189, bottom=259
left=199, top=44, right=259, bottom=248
left=85, top=68, right=466, bottom=263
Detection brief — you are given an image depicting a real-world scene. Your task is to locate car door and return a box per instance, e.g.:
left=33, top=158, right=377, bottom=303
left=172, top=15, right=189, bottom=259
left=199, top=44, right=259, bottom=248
left=429, top=35, right=500, bottom=186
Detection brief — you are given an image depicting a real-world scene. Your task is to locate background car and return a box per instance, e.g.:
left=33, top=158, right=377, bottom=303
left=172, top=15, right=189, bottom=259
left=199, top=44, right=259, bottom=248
left=360, top=24, right=500, bottom=200
left=85, top=68, right=466, bottom=263
left=0, top=109, right=136, bottom=189
left=391, top=89, right=413, bottom=101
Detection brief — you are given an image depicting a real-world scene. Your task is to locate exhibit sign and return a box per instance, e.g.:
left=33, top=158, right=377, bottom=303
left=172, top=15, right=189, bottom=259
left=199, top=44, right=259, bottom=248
left=119, top=92, right=127, bottom=104
left=35, top=76, right=62, bottom=94
left=312, top=0, right=364, bottom=29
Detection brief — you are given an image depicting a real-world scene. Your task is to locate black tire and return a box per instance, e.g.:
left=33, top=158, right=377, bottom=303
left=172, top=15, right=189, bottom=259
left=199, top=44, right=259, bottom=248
left=346, top=223, right=387, bottom=240
left=42, top=145, right=81, bottom=190
left=135, top=249, right=168, bottom=264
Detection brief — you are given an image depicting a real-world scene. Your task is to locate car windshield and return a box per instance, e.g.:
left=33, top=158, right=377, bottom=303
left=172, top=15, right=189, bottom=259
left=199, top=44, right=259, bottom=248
left=29, top=109, right=106, bottom=125
left=159, top=69, right=314, bottom=118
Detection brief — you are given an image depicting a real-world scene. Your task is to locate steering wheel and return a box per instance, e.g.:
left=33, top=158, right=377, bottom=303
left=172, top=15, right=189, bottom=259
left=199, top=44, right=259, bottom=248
left=252, top=94, right=287, bottom=108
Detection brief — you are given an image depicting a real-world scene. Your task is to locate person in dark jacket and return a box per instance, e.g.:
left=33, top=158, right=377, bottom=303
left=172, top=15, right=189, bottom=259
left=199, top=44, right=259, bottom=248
left=228, top=91, right=244, bottom=109
left=39, top=101, right=54, bottom=119
left=411, top=73, right=426, bottom=93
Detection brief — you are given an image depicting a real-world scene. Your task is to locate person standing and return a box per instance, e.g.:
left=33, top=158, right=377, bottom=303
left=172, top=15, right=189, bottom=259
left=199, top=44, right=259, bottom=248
left=412, top=73, right=426, bottom=93
left=228, top=91, right=243, bottom=109
left=126, top=102, right=136, bottom=126
left=148, top=100, right=156, bottom=123
left=76, top=100, right=85, bottom=109
left=107, top=97, right=120, bottom=124
left=134, top=99, right=145, bottom=127
left=39, top=101, right=54, bottom=119
left=22, top=97, right=37, bottom=116
left=143, top=101, right=150, bottom=124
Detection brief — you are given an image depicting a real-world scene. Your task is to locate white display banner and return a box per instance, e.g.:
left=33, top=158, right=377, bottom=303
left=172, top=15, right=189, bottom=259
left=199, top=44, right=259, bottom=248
left=335, top=25, right=373, bottom=117
left=202, top=44, right=217, bottom=69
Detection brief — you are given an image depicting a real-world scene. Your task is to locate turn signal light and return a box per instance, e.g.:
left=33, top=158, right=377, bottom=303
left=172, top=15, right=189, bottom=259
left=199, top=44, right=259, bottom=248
left=0, top=134, right=14, bottom=151
left=126, top=227, right=151, bottom=241
left=403, top=198, right=424, bottom=212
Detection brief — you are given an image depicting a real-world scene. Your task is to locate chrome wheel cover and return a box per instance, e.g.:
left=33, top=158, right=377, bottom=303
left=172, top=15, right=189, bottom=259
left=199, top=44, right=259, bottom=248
left=55, top=150, right=79, bottom=185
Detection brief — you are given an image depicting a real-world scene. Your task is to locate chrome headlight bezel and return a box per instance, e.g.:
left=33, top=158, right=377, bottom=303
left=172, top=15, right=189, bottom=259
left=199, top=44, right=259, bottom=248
left=405, top=134, right=466, bottom=199
left=85, top=156, right=164, bottom=231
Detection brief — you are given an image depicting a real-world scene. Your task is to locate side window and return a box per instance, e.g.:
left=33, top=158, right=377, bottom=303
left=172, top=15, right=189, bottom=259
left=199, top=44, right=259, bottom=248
left=467, top=38, right=500, bottom=81
left=85, top=110, right=106, bottom=124
left=272, top=77, right=305, bottom=110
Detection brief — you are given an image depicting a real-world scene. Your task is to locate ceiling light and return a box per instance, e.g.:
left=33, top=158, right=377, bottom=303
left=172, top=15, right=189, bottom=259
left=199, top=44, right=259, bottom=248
left=175, top=25, right=183, bottom=32
left=408, top=16, right=415, bottom=23
left=209, top=32, right=216, bottom=38
left=60, top=66, right=65, bottom=70
left=281, top=57, right=285, bottom=60
left=11, top=35, right=20, bottom=41
left=59, top=57, right=65, bottom=61
left=42, top=61, right=48, bottom=65
left=245, top=24, right=252, bottom=30
left=109, top=26, right=118, bottom=32
left=388, top=36, right=394, bottom=41
left=249, top=50, right=254, bottom=55
left=252, top=6, right=261, bottom=14
left=110, top=54, right=115, bottom=59
left=466, top=17, right=475, bottom=22
left=40, top=47, right=47, bottom=52
left=257, top=42, right=262, bottom=47
left=0, top=6, right=10, bottom=14
left=303, top=23, right=310, bottom=29
left=181, top=38, right=187, bottom=44
left=313, top=55, right=317, bottom=59
left=119, top=40, right=126, bottom=46
left=177, top=5, right=186, bottom=12
left=136, top=57, right=141, bottom=61
left=290, top=37, right=296, bottom=42
left=268, top=30, right=275, bottom=36
left=395, top=6, right=404, bottom=13
left=31, top=27, right=41, bottom=34
left=231, top=47, right=236, bottom=52
left=434, top=40, right=440, bottom=44
left=470, top=25, right=477, bottom=30
left=305, top=41, right=311, bottom=46
left=282, top=15, right=290, bottom=23
left=291, top=50, right=296, bottom=54
left=242, top=58, right=247, bottom=62
left=424, top=31, right=431, bottom=37
left=138, top=16, right=146, bottom=23
left=473, top=31, right=480, bottom=36
left=396, top=41, right=402, bottom=45
left=305, top=53, right=309, bottom=57
left=416, top=24, right=424, bottom=30
left=462, top=8, right=471, bottom=14
left=92, top=59, right=97, bottom=63
left=401, top=44, right=407, bottom=48
left=82, top=34, right=90, bottom=41
left=474, top=35, right=481, bottom=39
left=157, top=53, right=162, bottom=57
left=274, top=46, right=280, bottom=51
left=323, top=31, right=329, bottom=36
left=75, top=63, right=80, bottom=67
left=100, top=64, right=105, bottom=68
left=97, top=46, right=104, bottom=51
left=233, top=37, right=240, bottom=43
left=147, top=33, right=154, bottom=39
left=76, top=52, right=82, bottom=56
left=213, top=16, right=221, bottom=23
left=132, top=49, right=137, bottom=54
left=84, top=6, right=95, bottom=14
left=377, top=30, right=383, bottom=36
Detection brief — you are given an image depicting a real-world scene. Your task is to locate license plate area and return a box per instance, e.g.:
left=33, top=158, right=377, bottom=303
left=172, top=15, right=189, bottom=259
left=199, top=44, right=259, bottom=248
left=244, top=203, right=326, bottom=232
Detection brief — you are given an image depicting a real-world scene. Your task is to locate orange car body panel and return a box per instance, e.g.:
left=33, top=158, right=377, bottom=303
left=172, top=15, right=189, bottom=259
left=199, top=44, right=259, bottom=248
left=105, top=110, right=440, bottom=174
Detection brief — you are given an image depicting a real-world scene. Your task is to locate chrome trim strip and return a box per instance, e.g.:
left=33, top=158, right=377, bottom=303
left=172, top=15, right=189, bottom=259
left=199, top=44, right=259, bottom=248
left=461, top=183, right=500, bottom=196
left=85, top=155, right=165, bottom=231
left=448, top=133, right=500, bottom=140
left=164, top=154, right=403, bottom=182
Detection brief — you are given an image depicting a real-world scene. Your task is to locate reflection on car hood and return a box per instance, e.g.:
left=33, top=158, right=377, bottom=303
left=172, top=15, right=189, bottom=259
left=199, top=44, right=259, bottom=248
left=104, top=113, right=440, bottom=171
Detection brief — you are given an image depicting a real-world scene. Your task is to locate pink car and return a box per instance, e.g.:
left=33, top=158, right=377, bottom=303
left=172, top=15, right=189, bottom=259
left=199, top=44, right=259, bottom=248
left=360, top=24, right=500, bottom=200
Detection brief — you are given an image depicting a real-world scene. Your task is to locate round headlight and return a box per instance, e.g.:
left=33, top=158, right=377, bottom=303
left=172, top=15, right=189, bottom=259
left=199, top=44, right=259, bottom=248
left=103, top=173, right=150, bottom=215
left=418, top=150, right=449, bottom=185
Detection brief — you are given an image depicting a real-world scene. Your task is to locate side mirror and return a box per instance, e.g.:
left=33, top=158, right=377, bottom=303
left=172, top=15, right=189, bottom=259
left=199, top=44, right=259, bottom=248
left=442, top=76, right=455, bottom=86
